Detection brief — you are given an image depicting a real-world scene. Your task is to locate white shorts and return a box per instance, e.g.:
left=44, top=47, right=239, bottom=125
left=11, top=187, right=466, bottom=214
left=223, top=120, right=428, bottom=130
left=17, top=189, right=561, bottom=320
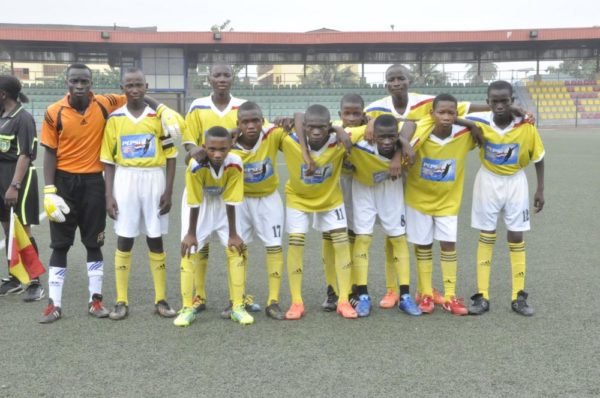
left=406, top=205, right=457, bottom=245
left=113, top=167, right=168, bottom=238
left=471, top=167, right=530, bottom=232
left=341, top=174, right=354, bottom=231
left=286, top=204, right=347, bottom=234
left=352, top=178, right=406, bottom=236
left=181, top=188, right=239, bottom=249
left=238, top=191, right=284, bottom=247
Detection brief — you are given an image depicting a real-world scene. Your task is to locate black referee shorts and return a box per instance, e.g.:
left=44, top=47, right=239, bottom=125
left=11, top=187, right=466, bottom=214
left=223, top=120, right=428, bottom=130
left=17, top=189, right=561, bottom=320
left=49, top=170, right=106, bottom=249
left=0, top=161, right=39, bottom=225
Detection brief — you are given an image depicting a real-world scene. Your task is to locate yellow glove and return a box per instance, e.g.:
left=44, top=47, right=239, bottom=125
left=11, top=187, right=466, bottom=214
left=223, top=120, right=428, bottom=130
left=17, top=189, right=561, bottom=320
left=43, top=185, right=70, bottom=223
left=156, top=104, right=185, bottom=139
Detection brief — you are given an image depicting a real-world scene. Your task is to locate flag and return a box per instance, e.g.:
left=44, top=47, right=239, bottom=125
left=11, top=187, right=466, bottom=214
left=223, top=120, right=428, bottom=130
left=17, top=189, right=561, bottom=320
left=8, top=212, right=45, bottom=284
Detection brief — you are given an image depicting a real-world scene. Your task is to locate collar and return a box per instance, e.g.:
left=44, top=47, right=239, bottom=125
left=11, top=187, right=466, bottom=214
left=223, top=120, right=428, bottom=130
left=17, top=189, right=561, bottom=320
left=1, top=103, right=23, bottom=119
left=61, top=92, right=96, bottom=109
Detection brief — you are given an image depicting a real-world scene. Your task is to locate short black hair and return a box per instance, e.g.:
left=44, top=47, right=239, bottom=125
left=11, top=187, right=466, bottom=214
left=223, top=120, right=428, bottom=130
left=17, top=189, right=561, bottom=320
left=205, top=125, right=231, bottom=140
left=385, top=64, right=411, bottom=81
left=238, top=101, right=262, bottom=116
left=373, top=114, right=398, bottom=132
left=122, top=67, right=145, bottom=82
left=340, top=93, right=364, bottom=109
left=0, top=75, right=28, bottom=103
left=209, top=64, right=233, bottom=75
left=433, top=93, right=458, bottom=109
left=488, top=80, right=513, bottom=96
left=305, top=104, right=330, bottom=121
left=66, top=63, right=93, bottom=76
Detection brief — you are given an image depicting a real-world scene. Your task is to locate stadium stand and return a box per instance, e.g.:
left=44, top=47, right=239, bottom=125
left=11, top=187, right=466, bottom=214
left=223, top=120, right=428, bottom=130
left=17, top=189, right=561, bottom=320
left=526, top=80, right=600, bottom=120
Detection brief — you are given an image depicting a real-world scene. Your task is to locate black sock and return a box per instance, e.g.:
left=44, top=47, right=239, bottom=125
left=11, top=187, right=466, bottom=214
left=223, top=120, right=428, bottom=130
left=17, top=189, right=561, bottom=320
left=356, top=285, right=368, bottom=296
left=399, top=285, right=410, bottom=296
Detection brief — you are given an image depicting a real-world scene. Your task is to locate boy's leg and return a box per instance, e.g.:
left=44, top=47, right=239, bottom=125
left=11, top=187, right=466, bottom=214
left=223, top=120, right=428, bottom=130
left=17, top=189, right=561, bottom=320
left=352, top=233, right=373, bottom=317
left=285, top=207, right=309, bottom=319
left=508, top=232, right=526, bottom=300
left=181, top=189, right=209, bottom=305
left=321, top=232, right=338, bottom=294
left=435, top=216, right=467, bottom=315
left=406, top=205, right=435, bottom=313
left=114, top=237, right=134, bottom=306
left=147, top=237, right=175, bottom=317
left=476, top=231, right=496, bottom=300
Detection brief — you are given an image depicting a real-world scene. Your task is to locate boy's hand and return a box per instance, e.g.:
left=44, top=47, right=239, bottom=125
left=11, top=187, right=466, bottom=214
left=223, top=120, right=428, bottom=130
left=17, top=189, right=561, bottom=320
left=43, top=185, right=70, bottom=223
left=229, top=127, right=240, bottom=145
left=400, top=141, right=415, bottom=167
left=303, top=152, right=316, bottom=176
left=157, top=104, right=185, bottom=139
left=510, top=106, right=536, bottom=124
left=188, top=146, right=207, bottom=163
left=389, top=153, right=402, bottom=180
left=228, top=234, right=244, bottom=255
left=4, top=186, right=18, bottom=207
left=158, top=193, right=172, bottom=215
left=273, top=117, right=295, bottom=131
left=106, top=196, right=119, bottom=220
left=365, top=118, right=375, bottom=144
left=181, top=233, right=198, bottom=257
left=533, top=189, right=545, bottom=213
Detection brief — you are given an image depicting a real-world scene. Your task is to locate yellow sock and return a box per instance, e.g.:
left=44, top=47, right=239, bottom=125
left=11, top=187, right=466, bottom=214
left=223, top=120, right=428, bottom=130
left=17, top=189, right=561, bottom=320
left=115, top=249, right=132, bottom=304
left=477, top=232, right=496, bottom=300
left=352, top=234, right=372, bottom=287
left=416, top=247, right=433, bottom=297
left=287, top=233, right=305, bottom=304
left=384, top=237, right=399, bottom=294
left=194, top=243, right=209, bottom=300
left=149, top=251, right=167, bottom=303
left=509, top=241, right=526, bottom=301
left=348, top=230, right=356, bottom=272
left=226, top=247, right=246, bottom=307
left=321, top=232, right=338, bottom=294
left=331, top=231, right=352, bottom=302
left=388, top=235, right=410, bottom=288
left=180, top=254, right=196, bottom=308
left=266, top=246, right=283, bottom=304
left=440, top=250, right=458, bottom=300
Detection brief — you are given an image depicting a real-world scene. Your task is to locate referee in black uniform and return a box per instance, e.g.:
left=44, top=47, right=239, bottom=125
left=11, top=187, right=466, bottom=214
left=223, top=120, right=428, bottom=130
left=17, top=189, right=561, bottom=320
left=0, top=75, right=44, bottom=301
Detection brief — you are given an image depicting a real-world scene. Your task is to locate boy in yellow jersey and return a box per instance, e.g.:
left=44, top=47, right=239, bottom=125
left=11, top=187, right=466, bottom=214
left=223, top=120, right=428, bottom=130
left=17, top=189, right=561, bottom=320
left=182, top=64, right=259, bottom=316
left=101, top=68, right=177, bottom=320
left=230, top=101, right=287, bottom=320
left=177, top=126, right=251, bottom=326
left=281, top=104, right=357, bottom=320
left=348, top=114, right=421, bottom=317
left=404, top=93, right=482, bottom=316
left=466, top=80, right=545, bottom=316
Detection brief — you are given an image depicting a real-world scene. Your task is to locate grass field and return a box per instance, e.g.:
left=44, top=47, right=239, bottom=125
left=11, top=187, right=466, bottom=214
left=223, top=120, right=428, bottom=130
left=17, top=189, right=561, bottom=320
left=0, top=127, right=599, bottom=397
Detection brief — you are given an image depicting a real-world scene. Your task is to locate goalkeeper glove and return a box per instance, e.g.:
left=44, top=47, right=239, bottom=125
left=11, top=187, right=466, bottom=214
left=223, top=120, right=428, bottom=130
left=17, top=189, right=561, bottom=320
left=44, top=185, right=70, bottom=223
left=156, top=104, right=185, bottom=139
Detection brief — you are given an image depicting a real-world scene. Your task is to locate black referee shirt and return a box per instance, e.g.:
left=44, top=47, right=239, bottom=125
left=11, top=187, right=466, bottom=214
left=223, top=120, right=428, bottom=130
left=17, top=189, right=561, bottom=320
left=0, top=104, right=37, bottom=162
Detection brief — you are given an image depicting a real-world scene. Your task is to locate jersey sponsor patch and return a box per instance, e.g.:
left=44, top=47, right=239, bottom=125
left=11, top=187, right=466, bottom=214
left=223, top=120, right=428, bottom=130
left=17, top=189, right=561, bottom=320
left=0, top=138, right=11, bottom=152
left=484, top=142, right=520, bottom=165
left=120, top=133, right=156, bottom=159
left=420, top=158, right=456, bottom=182
left=372, top=170, right=390, bottom=184
left=203, top=186, right=224, bottom=196
left=301, top=163, right=333, bottom=184
left=244, top=157, right=274, bottom=183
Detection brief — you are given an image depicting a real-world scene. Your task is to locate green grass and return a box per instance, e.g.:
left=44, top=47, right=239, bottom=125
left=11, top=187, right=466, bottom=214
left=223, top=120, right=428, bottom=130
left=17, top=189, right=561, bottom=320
left=0, top=128, right=599, bottom=397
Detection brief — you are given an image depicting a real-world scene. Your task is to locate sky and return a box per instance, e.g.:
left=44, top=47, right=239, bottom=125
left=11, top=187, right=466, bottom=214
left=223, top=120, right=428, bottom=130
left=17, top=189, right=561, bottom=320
left=2, top=0, right=599, bottom=32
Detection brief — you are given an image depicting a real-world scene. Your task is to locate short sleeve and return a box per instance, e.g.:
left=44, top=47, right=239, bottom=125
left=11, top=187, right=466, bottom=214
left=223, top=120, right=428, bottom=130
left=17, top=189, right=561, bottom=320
left=16, top=112, right=37, bottom=158
left=97, top=94, right=127, bottom=114
left=223, top=163, right=244, bottom=205
left=183, top=109, right=202, bottom=146
left=530, top=127, right=545, bottom=163
left=100, top=118, right=117, bottom=164
left=185, top=166, right=204, bottom=207
left=40, top=106, right=59, bottom=149
left=457, top=101, right=471, bottom=116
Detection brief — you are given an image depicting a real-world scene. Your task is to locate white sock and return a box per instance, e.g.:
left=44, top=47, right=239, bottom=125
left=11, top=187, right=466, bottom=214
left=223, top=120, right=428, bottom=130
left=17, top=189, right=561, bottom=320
left=48, top=266, right=66, bottom=307
left=87, top=261, right=104, bottom=301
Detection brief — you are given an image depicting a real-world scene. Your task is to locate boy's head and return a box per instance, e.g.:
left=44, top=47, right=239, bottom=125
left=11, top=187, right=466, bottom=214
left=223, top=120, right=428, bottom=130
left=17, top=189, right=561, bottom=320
left=304, top=104, right=331, bottom=147
left=0, top=75, right=28, bottom=104
left=204, top=126, right=232, bottom=168
left=121, top=68, right=147, bottom=103
left=385, top=64, right=411, bottom=97
left=339, top=94, right=365, bottom=128
left=487, top=80, right=514, bottom=120
left=431, top=93, right=458, bottom=129
left=208, top=64, right=234, bottom=95
left=237, top=101, right=264, bottom=141
left=373, top=114, right=399, bottom=157
left=66, top=63, right=93, bottom=98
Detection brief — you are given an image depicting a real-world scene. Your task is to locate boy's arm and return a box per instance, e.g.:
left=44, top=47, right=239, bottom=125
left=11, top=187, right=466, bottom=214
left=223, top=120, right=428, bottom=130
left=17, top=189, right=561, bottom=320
left=398, top=121, right=416, bottom=166
left=331, top=125, right=352, bottom=155
left=294, top=112, right=316, bottom=176
left=184, top=146, right=207, bottom=167
left=226, top=204, right=244, bottom=255
left=533, top=158, right=545, bottom=213
left=181, top=207, right=199, bottom=257
left=104, top=163, right=118, bottom=220
left=455, top=117, right=485, bottom=147
left=159, top=158, right=176, bottom=215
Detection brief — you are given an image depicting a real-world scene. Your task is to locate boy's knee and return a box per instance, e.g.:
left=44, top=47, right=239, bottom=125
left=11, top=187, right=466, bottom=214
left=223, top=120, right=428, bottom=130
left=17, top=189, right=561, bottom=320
left=85, top=247, right=103, bottom=262
left=117, top=236, right=135, bottom=252
left=507, top=230, right=523, bottom=243
left=146, top=236, right=164, bottom=253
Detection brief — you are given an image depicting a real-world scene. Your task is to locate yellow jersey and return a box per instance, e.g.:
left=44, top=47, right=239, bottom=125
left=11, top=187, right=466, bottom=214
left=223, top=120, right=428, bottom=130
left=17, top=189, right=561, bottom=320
left=185, top=153, right=244, bottom=207
left=347, top=126, right=397, bottom=186
left=101, top=105, right=177, bottom=167
left=231, top=124, right=287, bottom=198
left=466, top=112, right=545, bottom=176
left=405, top=118, right=476, bottom=216
left=183, top=95, right=246, bottom=147
left=365, top=93, right=470, bottom=121
left=280, top=132, right=345, bottom=212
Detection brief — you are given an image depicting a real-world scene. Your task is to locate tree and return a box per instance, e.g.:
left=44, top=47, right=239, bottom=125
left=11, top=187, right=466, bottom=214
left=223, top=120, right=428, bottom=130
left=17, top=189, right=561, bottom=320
left=465, top=62, right=498, bottom=83
left=407, top=63, right=448, bottom=85
left=546, top=59, right=598, bottom=80
left=300, top=64, right=359, bottom=87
